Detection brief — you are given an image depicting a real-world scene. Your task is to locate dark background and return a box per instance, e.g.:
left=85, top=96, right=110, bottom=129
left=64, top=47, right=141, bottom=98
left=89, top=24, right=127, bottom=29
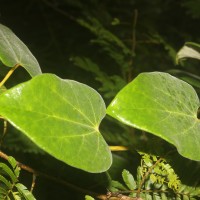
left=0, top=0, right=200, bottom=199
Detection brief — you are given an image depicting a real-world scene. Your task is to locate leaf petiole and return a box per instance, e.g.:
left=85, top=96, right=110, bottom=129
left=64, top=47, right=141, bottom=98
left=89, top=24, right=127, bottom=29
left=0, top=64, right=20, bottom=88
left=109, top=146, right=129, bottom=151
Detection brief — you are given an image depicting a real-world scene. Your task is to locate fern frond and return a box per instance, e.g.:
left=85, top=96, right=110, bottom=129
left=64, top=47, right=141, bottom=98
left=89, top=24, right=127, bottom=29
left=0, top=157, right=36, bottom=200
left=107, top=153, right=200, bottom=200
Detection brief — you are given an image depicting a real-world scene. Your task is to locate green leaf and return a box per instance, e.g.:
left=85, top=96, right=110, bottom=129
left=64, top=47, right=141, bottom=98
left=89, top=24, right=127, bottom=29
left=0, top=163, right=18, bottom=183
left=122, top=169, right=136, bottom=190
left=0, top=175, right=12, bottom=188
left=0, top=188, right=8, bottom=199
left=12, top=192, right=21, bottom=200
left=0, top=24, right=42, bottom=77
left=0, top=188, right=7, bottom=195
left=0, top=86, right=7, bottom=94
left=15, top=183, right=36, bottom=200
left=85, top=195, right=95, bottom=200
left=0, top=74, right=112, bottom=172
left=8, top=157, right=20, bottom=178
left=109, top=180, right=128, bottom=191
left=168, top=69, right=200, bottom=89
left=7, top=156, right=17, bottom=169
left=160, top=190, right=168, bottom=200
left=176, top=42, right=200, bottom=64
left=107, top=72, right=200, bottom=161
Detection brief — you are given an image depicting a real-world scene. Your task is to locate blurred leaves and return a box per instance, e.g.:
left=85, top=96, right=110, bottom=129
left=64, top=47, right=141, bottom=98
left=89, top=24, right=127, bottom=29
left=71, top=56, right=126, bottom=98
left=182, top=0, right=200, bottom=19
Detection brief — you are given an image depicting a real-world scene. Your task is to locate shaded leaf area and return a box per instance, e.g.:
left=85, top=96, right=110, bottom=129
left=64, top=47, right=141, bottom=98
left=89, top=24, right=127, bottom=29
left=0, top=24, right=42, bottom=77
left=107, top=72, right=200, bottom=161
left=0, top=74, right=111, bottom=172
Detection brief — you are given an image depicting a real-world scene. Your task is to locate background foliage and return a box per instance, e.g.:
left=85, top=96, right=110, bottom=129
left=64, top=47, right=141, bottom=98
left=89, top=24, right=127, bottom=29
left=0, top=0, right=200, bottom=199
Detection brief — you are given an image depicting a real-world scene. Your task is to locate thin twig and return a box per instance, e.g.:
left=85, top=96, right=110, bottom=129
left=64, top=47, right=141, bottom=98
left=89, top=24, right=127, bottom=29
left=109, top=146, right=129, bottom=151
left=127, top=9, right=138, bottom=82
left=0, top=151, right=98, bottom=197
left=30, top=174, right=37, bottom=192
left=132, top=9, right=138, bottom=55
left=0, top=119, right=7, bottom=147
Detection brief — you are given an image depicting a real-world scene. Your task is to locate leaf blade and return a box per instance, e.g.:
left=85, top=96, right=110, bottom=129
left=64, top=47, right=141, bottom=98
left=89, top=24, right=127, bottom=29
left=0, top=74, right=112, bottom=172
left=107, top=72, right=200, bottom=161
left=15, top=183, right=36, bottom=200
left=0, top=24, right=42, bottom=77
left=122, top=169, right=136, bottom=190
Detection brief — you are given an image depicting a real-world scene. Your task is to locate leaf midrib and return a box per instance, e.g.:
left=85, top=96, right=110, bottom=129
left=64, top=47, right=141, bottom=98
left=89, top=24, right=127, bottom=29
left=38, top=129, right=97, bottom=138
left=2, top=106, right=97, bottom=131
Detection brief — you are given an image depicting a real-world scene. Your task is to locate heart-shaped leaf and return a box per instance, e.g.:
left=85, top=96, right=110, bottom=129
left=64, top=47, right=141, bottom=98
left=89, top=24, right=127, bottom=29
left=107, top=72, right=200, bottom=161
left=0, top=74, right=111, bottom=172
left=0, top=24, right=42, bottom=77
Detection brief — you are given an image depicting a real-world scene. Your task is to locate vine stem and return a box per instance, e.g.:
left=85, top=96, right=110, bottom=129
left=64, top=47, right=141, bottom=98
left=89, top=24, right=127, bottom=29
left=0, top=150, right=98, bottom=197
left=0, top=64, right=20, bottom=88
left=131, top=9, right=138, bottom=56
left=109, top=146, right=129, bottom=151
left=0, top=119, right=7, bottom=147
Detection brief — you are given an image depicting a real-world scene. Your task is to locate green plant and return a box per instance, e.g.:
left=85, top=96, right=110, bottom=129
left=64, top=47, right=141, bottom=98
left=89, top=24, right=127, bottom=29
left=0, top=156, right=35, bottom=200
left=87, top=153, right=200, bottom=200
left=0, top=24, right=200, bottom=199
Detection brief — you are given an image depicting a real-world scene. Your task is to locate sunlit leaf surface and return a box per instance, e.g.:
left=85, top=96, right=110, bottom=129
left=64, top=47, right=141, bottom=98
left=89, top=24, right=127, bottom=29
left=107, top=72, right=200, bottom=161
left=0, top=74, right=111, bottom=172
